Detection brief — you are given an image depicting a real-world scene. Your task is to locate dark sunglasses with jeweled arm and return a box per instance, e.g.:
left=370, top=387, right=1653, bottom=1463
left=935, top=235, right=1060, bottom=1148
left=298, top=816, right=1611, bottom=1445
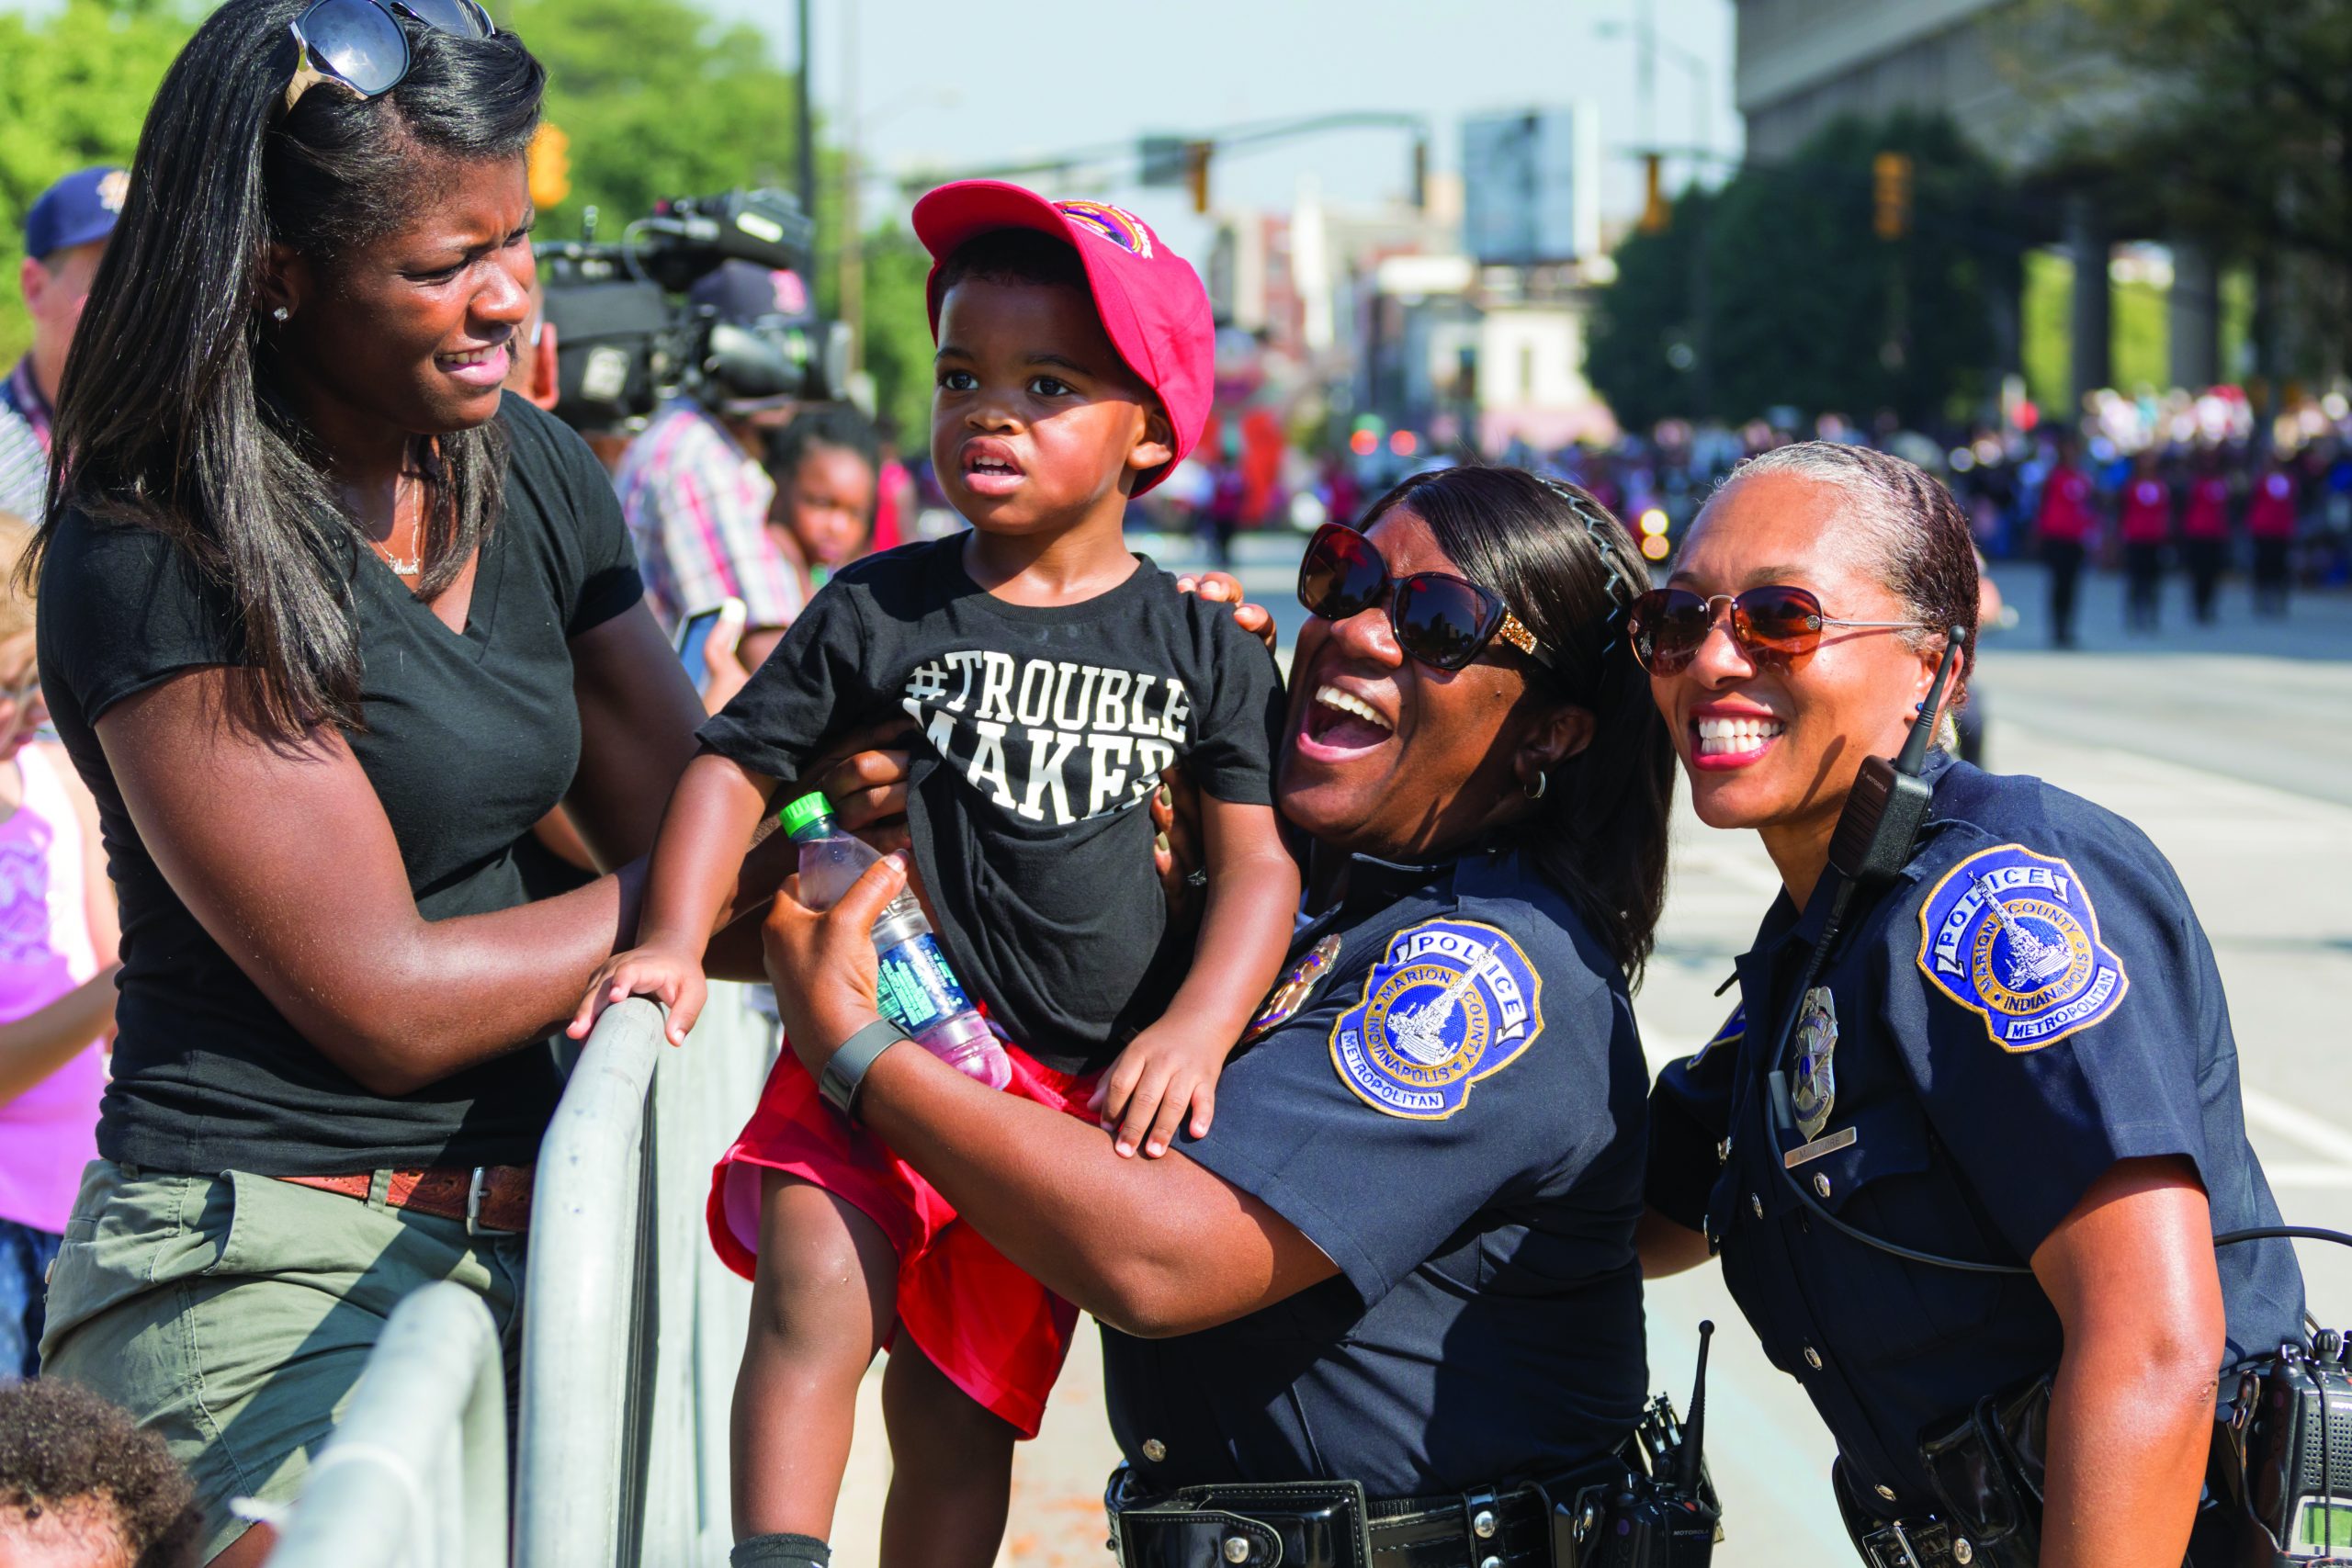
left=1296, top=522, right=1560, bottom=676
left=281, top=0, right=495, bottom=115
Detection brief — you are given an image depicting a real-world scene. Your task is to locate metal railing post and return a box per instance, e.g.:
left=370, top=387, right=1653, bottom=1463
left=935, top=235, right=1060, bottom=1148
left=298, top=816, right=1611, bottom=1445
left=514, top=996, right=666, bottom=1568
left=266, top=1282, right=508, bottom=1568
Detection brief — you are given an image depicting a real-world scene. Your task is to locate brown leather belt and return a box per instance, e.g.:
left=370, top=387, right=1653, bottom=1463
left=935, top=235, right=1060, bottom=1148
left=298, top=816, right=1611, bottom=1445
left=276, top=1165, right=535, bottom=1235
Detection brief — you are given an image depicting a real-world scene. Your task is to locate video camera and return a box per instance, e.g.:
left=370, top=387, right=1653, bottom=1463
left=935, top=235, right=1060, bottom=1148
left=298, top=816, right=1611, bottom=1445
left=538, top=188, right=853, bottom=433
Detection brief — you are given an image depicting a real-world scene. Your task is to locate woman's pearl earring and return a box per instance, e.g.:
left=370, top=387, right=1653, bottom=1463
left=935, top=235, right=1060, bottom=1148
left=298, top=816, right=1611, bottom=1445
left=271, top=306, right=290, bottom=322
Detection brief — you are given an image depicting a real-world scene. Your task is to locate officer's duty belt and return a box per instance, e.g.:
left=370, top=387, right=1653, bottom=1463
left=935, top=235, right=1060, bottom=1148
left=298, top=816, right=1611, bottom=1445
left=1105, top=1463, right=1605, bottom=1568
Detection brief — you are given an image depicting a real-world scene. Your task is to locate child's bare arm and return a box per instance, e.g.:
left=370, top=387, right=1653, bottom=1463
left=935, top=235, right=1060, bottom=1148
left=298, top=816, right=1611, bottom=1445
left=570, top=749, right=779, bottom=1043
left=1093, top=796, right=1299, bottom=1157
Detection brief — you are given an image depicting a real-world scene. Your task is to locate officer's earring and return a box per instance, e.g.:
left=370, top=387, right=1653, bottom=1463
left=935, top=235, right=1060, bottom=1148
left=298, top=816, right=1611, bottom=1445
left=271, top=306, right=290, bottom=323
left=1524, top=769, right=1547, bottom=802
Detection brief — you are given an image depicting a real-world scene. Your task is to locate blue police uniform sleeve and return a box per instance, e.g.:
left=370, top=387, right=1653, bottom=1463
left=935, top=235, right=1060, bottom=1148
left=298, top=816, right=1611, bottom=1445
left=1892, top=816, right=2221, bottom=1259
left=1182, top=910, right=1634, bottom=1306
left=1645, top=1005, right=1744, bottom=1233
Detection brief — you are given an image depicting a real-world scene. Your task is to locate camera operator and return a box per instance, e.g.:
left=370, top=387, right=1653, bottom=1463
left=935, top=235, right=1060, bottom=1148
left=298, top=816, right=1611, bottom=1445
left=612, top=260, right=812, bottom=667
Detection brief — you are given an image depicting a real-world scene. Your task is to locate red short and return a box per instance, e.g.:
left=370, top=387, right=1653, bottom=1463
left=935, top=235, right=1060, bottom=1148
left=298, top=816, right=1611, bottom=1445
left=707, top=1035, right=1098, bottom=1438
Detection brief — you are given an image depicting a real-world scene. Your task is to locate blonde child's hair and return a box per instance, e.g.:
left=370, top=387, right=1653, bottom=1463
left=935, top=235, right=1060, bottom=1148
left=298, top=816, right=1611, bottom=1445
left=0, top=512, right=34, bottom=641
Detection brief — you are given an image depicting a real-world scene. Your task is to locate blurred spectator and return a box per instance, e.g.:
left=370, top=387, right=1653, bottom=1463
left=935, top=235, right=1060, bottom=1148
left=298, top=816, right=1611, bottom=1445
left=500, top=270, right=560, bottom=413
left=0, top=1378, right=200, bottom=1568
left=3, top=169, right=127, bottom=519
left=869, top=416, right=914, bottom=555
left=2181, top=452, right=2232, bottom=625
left=612, top=260, right=808, bottom=668
left=762, top=406, right=879, bottom=601
left=2035, top=434, right=2095, bottom=648
left=2249, top=453, right=2299, bottom=618
left=0, top=513, right=118, bottom=1384
left=2118, top=451, right=2171, bottom=632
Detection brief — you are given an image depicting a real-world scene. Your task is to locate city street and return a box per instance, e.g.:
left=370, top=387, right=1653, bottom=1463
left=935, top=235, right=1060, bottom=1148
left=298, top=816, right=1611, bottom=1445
left=831, top=536, right=2352, bottom=1568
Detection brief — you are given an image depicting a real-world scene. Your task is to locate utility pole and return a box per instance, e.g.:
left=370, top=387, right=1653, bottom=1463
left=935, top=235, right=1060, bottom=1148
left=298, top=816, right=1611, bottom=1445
left=794, top=0, right=816, bottom=223
left=839, top=0, right=862, bottom=375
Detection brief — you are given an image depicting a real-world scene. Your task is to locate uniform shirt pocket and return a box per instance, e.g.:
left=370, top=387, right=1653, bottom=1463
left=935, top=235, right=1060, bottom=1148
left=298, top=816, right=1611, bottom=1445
left=1798, top=1099, right=2028, bottom=1363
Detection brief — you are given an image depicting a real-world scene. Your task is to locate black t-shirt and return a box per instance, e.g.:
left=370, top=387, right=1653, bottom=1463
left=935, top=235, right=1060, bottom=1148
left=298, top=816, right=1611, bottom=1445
left=700, top=537, right=1283, bottom=1073
left=37, top=394, right=643, bottom=1175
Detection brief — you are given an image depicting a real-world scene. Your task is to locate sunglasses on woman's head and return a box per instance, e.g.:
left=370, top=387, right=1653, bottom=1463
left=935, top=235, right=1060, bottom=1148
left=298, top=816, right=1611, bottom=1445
left=1296, top=522, right=1556, bottom=676
left=1627, top=585, right=1931, bottom=675
left=282, top=0, right=495, bottom=116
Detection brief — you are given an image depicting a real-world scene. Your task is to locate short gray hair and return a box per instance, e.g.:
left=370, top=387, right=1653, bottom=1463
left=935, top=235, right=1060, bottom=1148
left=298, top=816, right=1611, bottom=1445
left=1710, top=441, right=1979, bottom=681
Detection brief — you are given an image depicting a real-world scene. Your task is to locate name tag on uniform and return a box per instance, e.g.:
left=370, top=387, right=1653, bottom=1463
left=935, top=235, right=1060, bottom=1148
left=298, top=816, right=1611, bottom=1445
left=1783, top=1126, right=1857, bottom=1168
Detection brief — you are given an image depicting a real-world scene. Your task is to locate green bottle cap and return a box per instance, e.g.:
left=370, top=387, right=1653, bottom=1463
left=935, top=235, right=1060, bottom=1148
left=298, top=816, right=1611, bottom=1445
left=776, top=791, right=835, bottom=840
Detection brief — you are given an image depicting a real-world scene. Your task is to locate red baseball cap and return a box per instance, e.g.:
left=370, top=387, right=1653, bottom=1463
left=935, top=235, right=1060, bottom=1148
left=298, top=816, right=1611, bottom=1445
left=913, top=180, right=1213, bottom=495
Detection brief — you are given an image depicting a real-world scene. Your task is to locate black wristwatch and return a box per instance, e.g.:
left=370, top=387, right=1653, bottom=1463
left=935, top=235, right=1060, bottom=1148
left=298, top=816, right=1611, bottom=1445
left=819, top=1018, right=909, bottom=1121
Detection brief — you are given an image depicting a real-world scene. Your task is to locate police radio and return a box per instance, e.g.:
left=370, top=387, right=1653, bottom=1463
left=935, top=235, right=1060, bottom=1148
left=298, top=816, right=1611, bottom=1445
left=1547, top=1323, right=1723, bottom=1567
left=1758, top=628, right=2352, bottom=1565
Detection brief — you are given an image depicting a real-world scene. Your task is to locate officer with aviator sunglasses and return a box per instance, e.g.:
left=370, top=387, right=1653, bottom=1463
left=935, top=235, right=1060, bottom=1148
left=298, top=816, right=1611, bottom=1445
left=1632, top=443, right=2306, bottom=1568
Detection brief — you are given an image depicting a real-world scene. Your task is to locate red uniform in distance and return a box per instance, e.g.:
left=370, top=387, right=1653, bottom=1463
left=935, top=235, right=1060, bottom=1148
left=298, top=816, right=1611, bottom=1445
left=2183, top=475, right=2231, bottom=540
left=2248, top=471, right=2298, bottom=539
left=2037, top=465, right=2096, bottom=544
left=2120, top=477, right=2172, bottom=545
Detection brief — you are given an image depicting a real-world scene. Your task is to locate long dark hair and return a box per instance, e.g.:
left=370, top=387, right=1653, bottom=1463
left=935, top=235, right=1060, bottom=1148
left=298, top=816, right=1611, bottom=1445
left=1361, top=466, right=1676, bottom=982
left=38, top=0, right=545, bottom=739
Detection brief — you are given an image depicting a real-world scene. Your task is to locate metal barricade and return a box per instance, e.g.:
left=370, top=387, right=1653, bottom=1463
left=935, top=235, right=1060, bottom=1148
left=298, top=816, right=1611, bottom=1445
left=514, top=988, right=772, bottom=1568
left=266, top=1282, right=509, bottom=1568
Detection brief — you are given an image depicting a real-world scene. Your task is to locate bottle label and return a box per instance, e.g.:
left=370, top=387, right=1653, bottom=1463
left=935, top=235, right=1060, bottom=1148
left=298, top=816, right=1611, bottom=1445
left=875, top=933, right=975, bottom=1039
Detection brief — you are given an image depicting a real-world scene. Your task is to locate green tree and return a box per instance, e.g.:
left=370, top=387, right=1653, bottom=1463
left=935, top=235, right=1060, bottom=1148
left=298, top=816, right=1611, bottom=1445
left=1587, top=111, right=2019, bottom=432
left=1584, top=188, right=1715, bottom=435
left=0, top=0, right=193, bottom=363
left=857, top=222, right=936, bottom=449
left=2028, top=0, right=2351, bottom=372
left=499, top=0, right=818, bottom=241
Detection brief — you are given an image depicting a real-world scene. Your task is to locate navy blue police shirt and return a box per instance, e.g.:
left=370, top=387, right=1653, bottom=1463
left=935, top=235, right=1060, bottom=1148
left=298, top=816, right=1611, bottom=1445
left=1102, top=846, right=1651, bottom=1498
left=1647, top=753, right=2306, bottom=1515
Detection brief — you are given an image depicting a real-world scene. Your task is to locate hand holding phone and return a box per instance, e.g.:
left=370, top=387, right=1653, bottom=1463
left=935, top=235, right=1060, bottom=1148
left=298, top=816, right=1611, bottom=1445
left=674, top=596, right=748, bottom=702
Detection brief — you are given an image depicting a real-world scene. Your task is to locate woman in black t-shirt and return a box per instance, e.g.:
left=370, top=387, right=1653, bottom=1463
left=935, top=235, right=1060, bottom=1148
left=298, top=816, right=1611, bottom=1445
left=27, top=5, right=750, bottom=1561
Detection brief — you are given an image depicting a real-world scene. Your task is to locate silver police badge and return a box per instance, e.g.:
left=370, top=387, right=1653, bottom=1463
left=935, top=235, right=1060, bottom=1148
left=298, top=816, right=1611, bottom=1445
left=1790, top=987, right=1838, bottom=1141
left=1246, top=933, right=1342, bottom=1041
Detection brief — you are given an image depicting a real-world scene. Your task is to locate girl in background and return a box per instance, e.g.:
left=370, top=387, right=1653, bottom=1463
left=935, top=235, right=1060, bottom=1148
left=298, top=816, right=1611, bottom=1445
left=763, top=407, right=880, bottom=605
left=0, top=512, right=119, bottom=1382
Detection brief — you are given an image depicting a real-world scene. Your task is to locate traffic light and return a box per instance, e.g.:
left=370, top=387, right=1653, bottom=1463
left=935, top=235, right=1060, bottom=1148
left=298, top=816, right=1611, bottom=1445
left=1873, top=151, right=1913, bottom=241
left=1639, top=152, right=1669, bottom=234
left=1186, top=141, right=1212, bottom=215
left=528, top=121, right=571, bottom=209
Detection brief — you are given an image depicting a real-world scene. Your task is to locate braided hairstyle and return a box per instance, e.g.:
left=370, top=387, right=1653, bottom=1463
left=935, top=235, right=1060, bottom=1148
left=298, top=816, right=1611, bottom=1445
left=1359, top=466, right=1674, bottom=982
left=1717, top=443, right=1981, bottom=695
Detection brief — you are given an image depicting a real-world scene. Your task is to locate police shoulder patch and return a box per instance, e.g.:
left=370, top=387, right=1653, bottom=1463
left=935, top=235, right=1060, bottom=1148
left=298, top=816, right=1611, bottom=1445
left=1917, top=843, right=2129, bottom=1052
left=1329, top=919, right=1544, bottom=1119
left=1688, top=1003, right=1745, bottom=1067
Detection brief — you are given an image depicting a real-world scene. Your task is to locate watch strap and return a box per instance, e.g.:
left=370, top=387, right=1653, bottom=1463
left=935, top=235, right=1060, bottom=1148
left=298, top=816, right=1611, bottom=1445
left=819, top=1018, right=909, bottom=1120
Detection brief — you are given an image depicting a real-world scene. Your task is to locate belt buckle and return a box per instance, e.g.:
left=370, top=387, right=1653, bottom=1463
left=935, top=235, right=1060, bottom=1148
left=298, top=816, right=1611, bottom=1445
left=1861, top=1518, right=1926, bottom=1568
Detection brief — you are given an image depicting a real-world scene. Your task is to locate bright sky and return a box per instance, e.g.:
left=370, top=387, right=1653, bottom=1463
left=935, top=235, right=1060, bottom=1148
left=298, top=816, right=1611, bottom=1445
left=705, top=0, right=1740, bottom=262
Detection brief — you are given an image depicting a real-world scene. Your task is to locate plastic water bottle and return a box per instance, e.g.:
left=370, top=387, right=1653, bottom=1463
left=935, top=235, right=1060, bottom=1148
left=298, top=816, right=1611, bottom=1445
left=776, top=791, right=1012, bottom=1090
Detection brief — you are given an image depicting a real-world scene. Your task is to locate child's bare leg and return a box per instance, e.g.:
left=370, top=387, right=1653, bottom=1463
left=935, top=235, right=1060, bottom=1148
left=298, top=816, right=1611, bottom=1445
left=876, top=1339, right=1019, bottom=1568
left=732, top=1171, right=899, bottom=1542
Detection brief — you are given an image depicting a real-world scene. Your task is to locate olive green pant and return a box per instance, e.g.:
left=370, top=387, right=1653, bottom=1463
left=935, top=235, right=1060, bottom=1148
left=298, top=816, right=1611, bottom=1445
left=40, top=1159, right=527, bottom=1562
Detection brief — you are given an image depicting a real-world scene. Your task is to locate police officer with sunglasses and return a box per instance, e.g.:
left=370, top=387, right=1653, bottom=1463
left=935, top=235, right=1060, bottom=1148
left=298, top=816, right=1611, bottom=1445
left=1634, top=444, right=2310, bottom=1568
left=762, top=466, right=1699, bottom=1568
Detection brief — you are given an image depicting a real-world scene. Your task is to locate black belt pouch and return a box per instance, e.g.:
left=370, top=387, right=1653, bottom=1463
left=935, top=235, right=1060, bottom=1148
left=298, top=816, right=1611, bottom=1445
left=1107, top=1468, right=1377, bottom=1568
left=1917, top=1380, right=2051, bottom=1568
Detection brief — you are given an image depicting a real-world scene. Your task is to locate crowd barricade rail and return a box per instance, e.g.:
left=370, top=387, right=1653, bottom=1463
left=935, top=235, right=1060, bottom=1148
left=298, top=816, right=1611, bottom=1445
left=514, top=987, right=770, bottom=1567
left=264, top=1281, right=508, bottom=1568
left=514, top=994, right=667, bottom=1567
